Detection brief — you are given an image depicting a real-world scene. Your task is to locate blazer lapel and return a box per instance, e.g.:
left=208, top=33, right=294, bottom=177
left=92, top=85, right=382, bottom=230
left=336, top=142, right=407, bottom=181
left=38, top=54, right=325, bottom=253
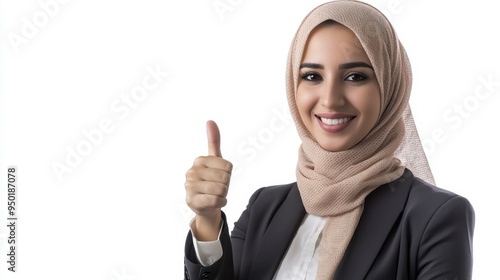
left=248, top=183, right=306, bottom=280
left=334, top=169, right=414, bottom=279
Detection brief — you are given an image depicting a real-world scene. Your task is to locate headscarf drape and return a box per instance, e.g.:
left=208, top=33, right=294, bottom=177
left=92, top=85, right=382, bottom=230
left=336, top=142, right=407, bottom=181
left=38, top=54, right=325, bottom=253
left=285, top=1, right=434, bottom=279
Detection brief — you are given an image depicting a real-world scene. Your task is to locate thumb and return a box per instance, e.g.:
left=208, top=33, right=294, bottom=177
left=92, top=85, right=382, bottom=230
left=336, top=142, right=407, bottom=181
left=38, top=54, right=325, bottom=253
left=206, top=120, right=222, bottom=157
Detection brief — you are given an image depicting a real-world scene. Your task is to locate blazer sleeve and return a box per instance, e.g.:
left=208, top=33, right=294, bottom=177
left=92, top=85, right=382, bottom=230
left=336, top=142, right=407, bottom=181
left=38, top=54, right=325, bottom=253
left=184, top=211, right=234, bottom=280
left=417, top=195, right=475, bottom=279
left=183, top=187, right=267, bottom=280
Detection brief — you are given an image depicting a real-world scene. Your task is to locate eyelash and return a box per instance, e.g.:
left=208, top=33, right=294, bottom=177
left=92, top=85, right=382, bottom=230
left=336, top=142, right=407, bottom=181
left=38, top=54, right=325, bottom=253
left=300, top=72, right=368, bottom=82
left=346, top=72, right=368, bottom=82
left=300, top=72, right=322, bottom=81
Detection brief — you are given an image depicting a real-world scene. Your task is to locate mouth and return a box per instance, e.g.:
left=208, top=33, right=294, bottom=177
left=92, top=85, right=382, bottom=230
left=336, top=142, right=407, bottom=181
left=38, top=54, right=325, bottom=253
left=315, top=113, right=356, bottom=126
left=318, top=116, right=355, bottom=126
left=314, top=114, right=356, bottom=132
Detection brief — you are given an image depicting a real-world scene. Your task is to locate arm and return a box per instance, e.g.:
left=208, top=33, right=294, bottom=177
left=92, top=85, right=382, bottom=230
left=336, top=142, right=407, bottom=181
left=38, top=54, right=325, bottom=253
left=184, top=212, right=234, bottom=280
left=189, top=219, right=224, bottom=267
left=183, top=120, right=234, bottom=279
left=183, top=186, right=267, bottom=279
left=417, top=196, right=475, bottom=279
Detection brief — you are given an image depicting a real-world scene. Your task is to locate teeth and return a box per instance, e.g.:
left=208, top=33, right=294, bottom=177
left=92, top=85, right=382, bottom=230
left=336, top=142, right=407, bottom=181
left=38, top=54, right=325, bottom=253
left=320, top=117, right=352, bottom=126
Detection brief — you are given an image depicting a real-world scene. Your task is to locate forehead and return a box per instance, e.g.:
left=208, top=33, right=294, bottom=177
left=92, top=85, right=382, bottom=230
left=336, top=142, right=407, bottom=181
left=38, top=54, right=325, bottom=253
left=302, top=23, right=368, bottom=62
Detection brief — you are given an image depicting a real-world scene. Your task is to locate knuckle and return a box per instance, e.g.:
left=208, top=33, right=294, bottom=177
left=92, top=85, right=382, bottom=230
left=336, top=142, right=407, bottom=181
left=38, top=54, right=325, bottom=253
left=185, top=195, right=195, bottom=207
left=184, top=180, right=194, bottom=190
left=208, top=182, right=223, bottom=196
left=185, top=168, right=196, bottom=179
left=189, top=195, right=207, bottom=211
left=219, top=184, right=229, bottom=197
left=193, top=156, right=207, bottom=166
left=225, top=161, right=233, bottom=172
left=219, top=197, right=228, bottom=208
left=221, top=172, right=231, bottom=183
left=201, top=195, right=215, bottom=208
left=212, top=182, right=226, bottom=196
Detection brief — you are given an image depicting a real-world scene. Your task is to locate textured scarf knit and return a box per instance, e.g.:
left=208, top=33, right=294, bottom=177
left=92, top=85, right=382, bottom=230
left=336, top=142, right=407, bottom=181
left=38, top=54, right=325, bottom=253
left=285, top=1, right=434, bottom=279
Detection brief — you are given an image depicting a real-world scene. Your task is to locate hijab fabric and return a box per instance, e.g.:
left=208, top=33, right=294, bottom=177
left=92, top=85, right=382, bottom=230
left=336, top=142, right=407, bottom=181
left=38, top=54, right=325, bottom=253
left=285, top=1, right=435, bottom=279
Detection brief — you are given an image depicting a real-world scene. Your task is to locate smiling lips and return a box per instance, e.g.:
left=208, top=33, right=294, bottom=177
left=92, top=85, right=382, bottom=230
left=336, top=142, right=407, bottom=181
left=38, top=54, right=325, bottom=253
left=315, top=113, right=355, bottom=132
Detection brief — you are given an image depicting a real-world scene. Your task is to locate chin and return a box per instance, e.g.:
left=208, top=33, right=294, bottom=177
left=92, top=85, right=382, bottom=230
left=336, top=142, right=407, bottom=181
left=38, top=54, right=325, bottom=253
left=318, top=142, right=347, bottom=152
left=316, top=136, right=361, bottom=152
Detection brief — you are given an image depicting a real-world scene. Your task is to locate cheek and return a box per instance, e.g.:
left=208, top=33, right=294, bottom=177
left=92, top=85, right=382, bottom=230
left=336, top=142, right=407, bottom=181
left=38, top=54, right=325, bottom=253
left=357, top=89, right=381, bottom=125
left=295, top=94, right=313, bottom=125
left=369, top=90, right=381, bottom=119
left=296, top=88, right=316, bottom=116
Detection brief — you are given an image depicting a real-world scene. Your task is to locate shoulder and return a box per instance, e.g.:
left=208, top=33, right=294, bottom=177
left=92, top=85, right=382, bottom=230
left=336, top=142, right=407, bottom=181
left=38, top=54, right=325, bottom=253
left=367, top=169, right=475, bottom=234
left=401, top=173, right=475, bottom=236
left=247, top=182, right=298, bottom=205
left=401, top=174, right=475, bottom=278
left=405, top=175, right=474, bottom=216
left=240, top=182, right=304, bottom=222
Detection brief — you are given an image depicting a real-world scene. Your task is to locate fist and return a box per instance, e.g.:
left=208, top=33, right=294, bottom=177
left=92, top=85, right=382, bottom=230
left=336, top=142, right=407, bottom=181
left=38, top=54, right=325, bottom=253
left=185, top=120, right=233, bottom=222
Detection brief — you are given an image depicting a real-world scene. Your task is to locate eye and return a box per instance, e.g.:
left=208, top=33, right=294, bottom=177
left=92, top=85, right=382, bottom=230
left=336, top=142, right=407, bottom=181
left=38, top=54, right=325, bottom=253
left=300, top=72, right=323, bottom=82
left=345, top=73, right=368, bottom=82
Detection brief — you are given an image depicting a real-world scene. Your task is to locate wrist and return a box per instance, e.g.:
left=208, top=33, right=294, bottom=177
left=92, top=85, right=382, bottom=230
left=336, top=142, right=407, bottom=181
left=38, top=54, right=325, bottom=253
left=193, top=212, right=222, bottom=241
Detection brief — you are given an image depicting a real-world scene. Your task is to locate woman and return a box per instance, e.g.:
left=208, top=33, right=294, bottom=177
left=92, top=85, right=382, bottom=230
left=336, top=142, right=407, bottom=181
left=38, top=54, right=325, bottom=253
left=184, top=0, right=475, bottom=279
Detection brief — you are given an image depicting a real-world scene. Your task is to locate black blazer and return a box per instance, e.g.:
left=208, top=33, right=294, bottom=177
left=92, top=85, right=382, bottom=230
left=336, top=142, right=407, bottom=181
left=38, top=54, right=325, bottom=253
left=184, top=169, right=475, bottom=280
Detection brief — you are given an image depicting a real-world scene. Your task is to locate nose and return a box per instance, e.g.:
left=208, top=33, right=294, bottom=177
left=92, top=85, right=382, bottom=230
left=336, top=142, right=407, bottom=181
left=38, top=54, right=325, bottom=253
left=320, top=77, right=345, bottom=108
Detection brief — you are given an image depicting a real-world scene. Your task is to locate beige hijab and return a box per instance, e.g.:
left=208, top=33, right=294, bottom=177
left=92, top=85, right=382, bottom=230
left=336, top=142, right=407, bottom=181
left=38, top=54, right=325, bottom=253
left=285, top=1, right=434, bottom=279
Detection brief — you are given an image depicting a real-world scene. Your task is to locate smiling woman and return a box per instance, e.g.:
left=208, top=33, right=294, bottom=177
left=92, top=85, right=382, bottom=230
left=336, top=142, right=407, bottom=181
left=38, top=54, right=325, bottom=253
left=183, top=1, right=475, bottom=279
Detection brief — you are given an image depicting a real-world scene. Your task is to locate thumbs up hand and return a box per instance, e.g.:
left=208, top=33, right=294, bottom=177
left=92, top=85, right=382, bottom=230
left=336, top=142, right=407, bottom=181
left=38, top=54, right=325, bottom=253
left=185, top=120, right=233, bottom=241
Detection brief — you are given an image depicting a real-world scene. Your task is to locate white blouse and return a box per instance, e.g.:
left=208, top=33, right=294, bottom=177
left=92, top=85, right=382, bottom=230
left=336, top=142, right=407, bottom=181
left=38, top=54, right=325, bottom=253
left=191, top=214, right=326, bottom=279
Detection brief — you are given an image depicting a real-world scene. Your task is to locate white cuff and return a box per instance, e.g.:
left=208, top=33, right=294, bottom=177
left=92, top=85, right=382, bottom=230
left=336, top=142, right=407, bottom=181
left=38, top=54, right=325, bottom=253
left=189, top=217, right=224, bottom=267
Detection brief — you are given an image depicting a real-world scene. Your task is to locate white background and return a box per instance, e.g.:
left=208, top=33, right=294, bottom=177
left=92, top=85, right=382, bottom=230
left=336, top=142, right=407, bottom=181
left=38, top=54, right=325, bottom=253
left=0, top=0, right=498, bottom=279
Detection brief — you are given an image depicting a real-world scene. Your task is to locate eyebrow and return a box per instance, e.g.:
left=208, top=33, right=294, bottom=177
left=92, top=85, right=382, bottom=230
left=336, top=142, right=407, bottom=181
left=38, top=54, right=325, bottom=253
left=299, top=63, right=324, bottom=70
left=299, top=62, right=374, bottom=70
left=338, top=62, right=373, bottom=70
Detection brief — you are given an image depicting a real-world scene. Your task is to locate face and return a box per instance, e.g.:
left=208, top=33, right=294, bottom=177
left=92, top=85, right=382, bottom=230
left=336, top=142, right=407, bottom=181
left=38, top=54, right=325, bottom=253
left=296, top=22, right=381, bottom=152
